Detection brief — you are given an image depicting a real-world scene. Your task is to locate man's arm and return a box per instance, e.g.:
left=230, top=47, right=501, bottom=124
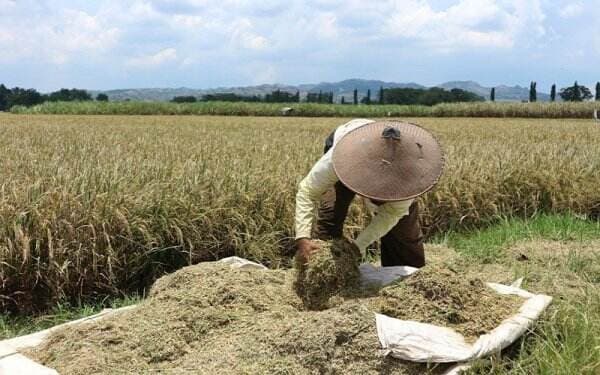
left=294, top=150, right=339, bottom=240
left=354, top=199, right=413, bottom=256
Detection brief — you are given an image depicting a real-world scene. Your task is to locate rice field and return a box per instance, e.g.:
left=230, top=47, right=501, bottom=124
left=10, top=100, right=600, bottom=118
left=0, top=114, right=599, bottom=313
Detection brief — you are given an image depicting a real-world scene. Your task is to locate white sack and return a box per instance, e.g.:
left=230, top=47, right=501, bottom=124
left=359, top=264, right=419, bottom=286
left=377, top=281, right=552, bottom=363
left=218, top=256, right=268, bottom=270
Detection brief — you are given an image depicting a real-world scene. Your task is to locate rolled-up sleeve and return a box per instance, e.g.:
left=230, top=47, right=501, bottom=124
left=354, top=199, right=413, bottom=255
left=294, top=150, right=339, bottom=239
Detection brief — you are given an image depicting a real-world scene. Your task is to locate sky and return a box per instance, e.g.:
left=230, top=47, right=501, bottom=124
left=1, top=0, right=599, bottom=92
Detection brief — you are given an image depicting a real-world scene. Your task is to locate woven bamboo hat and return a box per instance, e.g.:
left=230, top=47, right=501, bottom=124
left=332, top=121, right=444, bottom=201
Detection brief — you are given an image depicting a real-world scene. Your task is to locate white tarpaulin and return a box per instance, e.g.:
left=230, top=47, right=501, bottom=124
left=376, top=280, right=552, bottom=363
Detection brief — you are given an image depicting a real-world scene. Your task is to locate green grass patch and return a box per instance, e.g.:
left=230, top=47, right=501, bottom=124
left=434, top=214, right=600, bottom=262
left=0, top=295, right=140, bottom=340
left=468, top=286, right=600, bottom=375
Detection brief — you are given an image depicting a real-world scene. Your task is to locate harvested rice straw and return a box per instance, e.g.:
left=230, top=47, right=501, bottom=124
left=293, top=238, right=361, bottom=310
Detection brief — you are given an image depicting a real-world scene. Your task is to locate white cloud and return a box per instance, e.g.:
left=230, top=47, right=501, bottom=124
left=0, top=5, right=120, bottom=64
left=0, top=0, right=15, bottom=8
left=126, top=48, right=178, bottom=67
left=4, top=0, right=600, bottom=92
left=171, top=14, right=204, bottom=28
left=229, top=19, right=270, bottom=50
left=383, top=0, right=545, bottom=51
left=559, top=2, right=583, bottom=18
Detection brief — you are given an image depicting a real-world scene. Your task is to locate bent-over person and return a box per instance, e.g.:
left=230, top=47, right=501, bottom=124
left=294, top=119, right=444, bottom=267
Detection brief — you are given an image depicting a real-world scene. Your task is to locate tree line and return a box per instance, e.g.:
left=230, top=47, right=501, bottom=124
left=3, top=81, right=599, bottom=112
left=172, top=87, right=484, bottom=106
left=490, top=81, right=600, bottom=102
left=0, top=84, right=108, bottom=111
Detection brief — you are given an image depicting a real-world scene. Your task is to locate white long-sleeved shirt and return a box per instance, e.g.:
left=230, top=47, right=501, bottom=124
left=295, top=119, right=413, bottom=255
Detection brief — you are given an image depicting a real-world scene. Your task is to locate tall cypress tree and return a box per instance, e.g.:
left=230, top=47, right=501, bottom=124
left=574, top=81, right=581, bottom=101
left=353, top=89, right=358, bottom=105
left=490, top=87, right=495, bottom=102
left=379, top=86, right=384, bottom=104
left=550, top=84, right=556, bottom=102
left=318, top=90, right=323, bottom=103
left=596, top=82, right=600, bottom=101
left=0, top=84, right=9, bottom=111
left=341, top=96, right=345, bottom=105
left=529, top=81, right=537, bottom=102
left=366, top=89, right=371, bottom=104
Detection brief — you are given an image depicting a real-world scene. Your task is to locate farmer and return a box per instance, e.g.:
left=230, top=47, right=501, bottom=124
left=294, top=119, right=444, bottom=267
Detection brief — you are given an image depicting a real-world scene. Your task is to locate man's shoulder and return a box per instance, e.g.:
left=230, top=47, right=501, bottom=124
left=334, top=118, right=375, bottom=142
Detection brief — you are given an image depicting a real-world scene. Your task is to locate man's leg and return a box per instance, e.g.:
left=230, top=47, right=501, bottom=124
left=380, top=201, right=425, bottom=267
left=313, top=181, right=355, bottom=240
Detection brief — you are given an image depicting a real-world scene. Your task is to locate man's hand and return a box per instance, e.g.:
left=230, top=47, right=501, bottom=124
left=295, top=238, right=321, bottom=264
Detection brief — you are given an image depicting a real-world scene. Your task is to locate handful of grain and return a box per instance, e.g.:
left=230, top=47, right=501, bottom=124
left=293, top=238, right=361, bottom=310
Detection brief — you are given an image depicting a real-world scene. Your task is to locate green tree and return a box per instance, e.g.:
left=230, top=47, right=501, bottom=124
left=596, top=82, right=600, bottom=101
left=0, top=84, right=10, bottom=111
left=294, top=90, right=300, bottom=103
left=379, top=86, right=384, bottom=104
left=550, top=84, right=556, bottom=102
left=529, top=81, right=537, bottom=102
left=305, top=93, right=319, bottom=103
left=265, top=90, right=298, bottom=103
left=201, top=93, right=260, bottom=102
left=7, top=87, right=44, bottom=107
left=48, top=88, right=92, bottom=102
left=490, top=87, right=495, bottom=102
left=171, top=96, right=197, bottom=103
left=383, top=87, right=483, bottom=106
left=366, top=89, right=371, bottom=104
left=559, top=81, right=592, bottom=102
left=341, top=96, right=345, bottom=105
left=353, top=89, right=358, bottom=105
left=96, top=93, right=109, bottom=102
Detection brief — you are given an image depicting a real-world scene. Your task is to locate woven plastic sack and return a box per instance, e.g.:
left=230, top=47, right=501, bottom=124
left=376, top=278, right=552, bottom=363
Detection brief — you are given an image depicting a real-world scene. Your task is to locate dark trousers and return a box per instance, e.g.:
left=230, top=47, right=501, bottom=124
left=314, top=131, right=425, bottom=267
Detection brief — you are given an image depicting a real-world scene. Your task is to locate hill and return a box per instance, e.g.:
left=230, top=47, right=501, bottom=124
left=89, top=79, right=550, bottom=102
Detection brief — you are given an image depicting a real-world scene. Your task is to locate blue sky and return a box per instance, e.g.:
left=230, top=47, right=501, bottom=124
left=0, top=0, right=598, bottom=92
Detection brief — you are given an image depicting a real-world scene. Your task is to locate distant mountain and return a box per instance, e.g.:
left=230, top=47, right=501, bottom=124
left=90, top=79, right=550, bottom=102
left=88, top=84, right=300, bottom=102
left=305, top=79, right=425, bottom=101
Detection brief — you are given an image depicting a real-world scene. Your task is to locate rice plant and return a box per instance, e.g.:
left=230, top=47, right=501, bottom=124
left=0, top=114, right=598, bottom=312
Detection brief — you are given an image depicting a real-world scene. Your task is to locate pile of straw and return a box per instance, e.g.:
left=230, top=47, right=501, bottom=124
left=26, top=253, right=523, bottom=374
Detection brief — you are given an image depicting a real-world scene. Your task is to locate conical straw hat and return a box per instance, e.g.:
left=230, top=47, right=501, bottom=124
left=332, top=121, right=444, bottom=201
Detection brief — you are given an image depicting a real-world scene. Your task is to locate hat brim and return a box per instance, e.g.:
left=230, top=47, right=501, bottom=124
left=332, top=121, right=445, bottom=202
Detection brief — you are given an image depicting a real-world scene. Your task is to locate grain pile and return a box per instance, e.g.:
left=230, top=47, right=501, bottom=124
left=293, top=238, right=361, bottom=310
left=377, top=265, right=522, bottom=341
left=26, top=258, right=523, bottom=374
